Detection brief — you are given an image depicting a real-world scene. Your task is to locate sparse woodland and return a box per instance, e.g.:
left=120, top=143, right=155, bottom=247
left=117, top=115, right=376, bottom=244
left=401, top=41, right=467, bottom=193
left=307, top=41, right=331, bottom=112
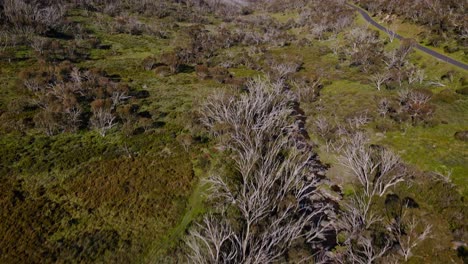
left=354, top=0, right=468, bottom=48
left=0, top=0, right=466, bottom=263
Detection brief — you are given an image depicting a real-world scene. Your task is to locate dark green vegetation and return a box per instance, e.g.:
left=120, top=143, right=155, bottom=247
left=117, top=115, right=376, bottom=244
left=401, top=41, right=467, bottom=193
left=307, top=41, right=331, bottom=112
left=0, top=0, right=466, bottom=263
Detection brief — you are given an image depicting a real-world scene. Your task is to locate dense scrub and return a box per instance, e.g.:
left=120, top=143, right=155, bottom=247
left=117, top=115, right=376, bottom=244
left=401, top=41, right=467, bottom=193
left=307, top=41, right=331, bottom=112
left=0, top=133, right=195, bottom=263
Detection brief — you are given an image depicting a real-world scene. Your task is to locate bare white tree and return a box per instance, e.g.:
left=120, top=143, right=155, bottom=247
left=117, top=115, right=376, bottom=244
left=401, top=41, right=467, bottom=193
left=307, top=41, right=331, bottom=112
left=24, top=79, right=42, bottom=93
left=338, top=132, right=406, bottom=198
left=310, top=24, right=327, bottom=40
left=90, top=107, right=116, bottom=136
left=269, top=61, right=301, bottom=80
left=185, top=215, right=240, bottom=264
left=407, top=66, right=425, bottom=85
left=191, top=77, right=335, bottom=263
left=407, top=90, right=431, bottom=106
left=390, top=215, right=432, bottom=261
left=384, top=49, right=400, bottom=68
left=30, top=37, right=48, bottom=55
left=346, top=236, right=392, bottom=264
left=111, top=90, right=131, bottom=109
left=70, top=67, right=83, bottom=88
left=314, top=116, right=331, bottom=139
left=399, top=89, right=433, bottom=122
left=369, top=71, right=390, bottom=91
left=347, top=193, right=383, bottom=230
left=432, top=168, right=454, bottom=186
left=346, top=111, right=371, bottom=129
left=64, top=106, right=82, bottom=132
left=378, top=98, right=390, bottom=117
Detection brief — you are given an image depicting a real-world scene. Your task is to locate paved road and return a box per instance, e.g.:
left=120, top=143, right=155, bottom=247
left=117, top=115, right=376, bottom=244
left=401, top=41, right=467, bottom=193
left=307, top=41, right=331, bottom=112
left=347, top=3, right=468, bottom=71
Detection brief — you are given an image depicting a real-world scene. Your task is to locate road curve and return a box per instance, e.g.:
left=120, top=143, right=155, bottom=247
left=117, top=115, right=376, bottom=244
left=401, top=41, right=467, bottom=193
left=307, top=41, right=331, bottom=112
left=347, top=3, right=468, bottom=71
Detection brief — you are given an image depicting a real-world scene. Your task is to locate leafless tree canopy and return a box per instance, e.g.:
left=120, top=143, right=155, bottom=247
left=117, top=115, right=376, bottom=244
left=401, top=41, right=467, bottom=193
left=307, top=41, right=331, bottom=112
left=332, top=132, right=429, bottom=263
left=338, top=132, right=406, bottom=198
left=2, top=0, right=66, bottom=35
left=187, top=77, right=335, bottom=263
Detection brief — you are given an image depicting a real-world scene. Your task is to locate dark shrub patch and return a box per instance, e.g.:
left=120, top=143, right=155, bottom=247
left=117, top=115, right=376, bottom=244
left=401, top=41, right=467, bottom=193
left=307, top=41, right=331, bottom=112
left=454, top=131, right=468, bottom=141
left=455, top=87, right=468, bottom=96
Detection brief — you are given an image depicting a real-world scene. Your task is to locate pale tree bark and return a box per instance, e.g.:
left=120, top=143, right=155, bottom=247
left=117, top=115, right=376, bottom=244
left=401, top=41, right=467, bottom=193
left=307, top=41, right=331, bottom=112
left=338, top=132, right=406, bottom=198
left=90, top=107, right=116, bottom=136
left=189, top=77, right=335, bottom=263
left=369, top=72, right=390, bottom=91
left=389, top=214, right=432, bottom=262
left=185, top=215, right=240, bottom=264
left=347, top=236, right=392, bottom=264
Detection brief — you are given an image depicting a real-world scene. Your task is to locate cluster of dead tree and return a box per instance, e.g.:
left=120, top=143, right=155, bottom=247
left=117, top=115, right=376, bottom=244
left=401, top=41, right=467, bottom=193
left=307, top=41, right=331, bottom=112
left=368, top=38, right=424, bottom=89
left=142, top=26, right=236, bottom=75
left=6, top=61, right=151, bottom=136
left=0, top=0, right=114, bottom=63
left=217, top=15, right=297, bottom=48
left=321, top=19, right=439, bottom=128
left=139, top=19, right=299, bottom=81
left=187, top=76, right=434, bottom=262
left=332, top=26, right=436, bottom=126
left=376, top=88, right=435, bottom=125
left=332, top=132, right=432, bottom=263
left=248, top=0, right=354, bottom=41
left=255, top=0, right=308, bottom=12
left=73, top=0, right=249, bottom=22
left=186, top=77, right=337, bottom=263
left=27, top=35, right=103, bottom=63
left=340, top=26, right=385, bottom=72
left=262, top=54, right=324, bottom=102
left=337, top=25, right=423, bottom=81
left=354, top=0, right=468, bottom=47
left=0, top=0, right=243, bottom=45
left=297, top=0, right=355, bottom=40
left=309, top=117, right=433, bottom=262
left=0, top=0, right=67, bottom=36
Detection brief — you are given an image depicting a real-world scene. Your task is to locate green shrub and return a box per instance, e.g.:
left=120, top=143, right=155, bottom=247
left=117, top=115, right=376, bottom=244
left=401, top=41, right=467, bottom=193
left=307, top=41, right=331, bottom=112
left=433, top=89, right=458, bottom=103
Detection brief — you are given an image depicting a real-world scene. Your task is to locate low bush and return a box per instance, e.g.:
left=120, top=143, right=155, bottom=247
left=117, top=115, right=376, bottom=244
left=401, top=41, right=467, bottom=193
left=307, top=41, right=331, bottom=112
left=433, top=89, right=459, bottom=103
left=16, top=61, right=135, bottom=136
left=455, top=87, right=468, bottom=96
left=454, top=131, right=468, bottom=141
